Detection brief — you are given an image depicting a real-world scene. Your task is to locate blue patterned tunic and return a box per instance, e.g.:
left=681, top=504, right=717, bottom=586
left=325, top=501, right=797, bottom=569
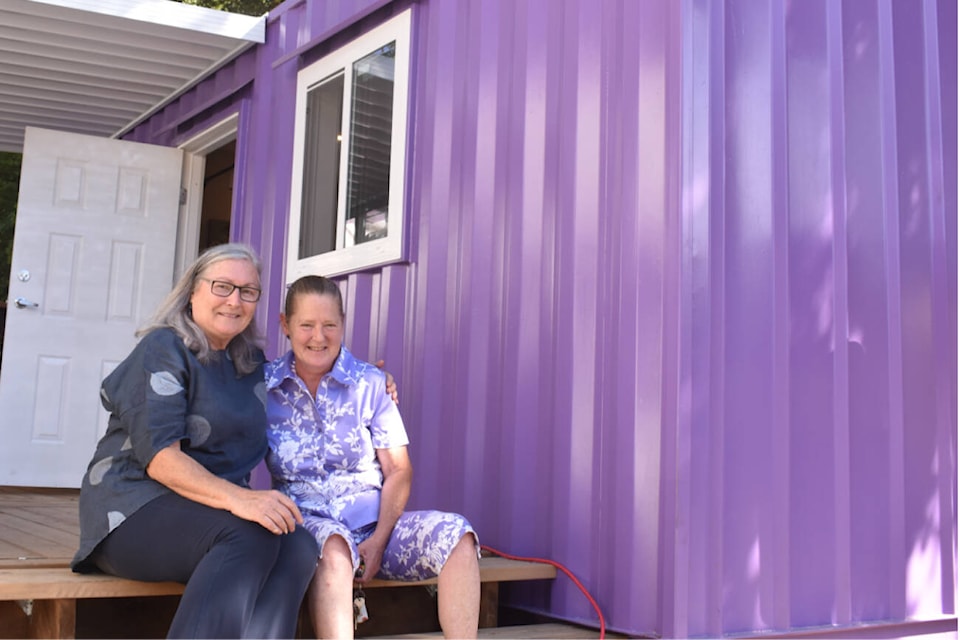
left=265, top=346, right=477, bottom=579
left=71, top=328, right=268, bottom=572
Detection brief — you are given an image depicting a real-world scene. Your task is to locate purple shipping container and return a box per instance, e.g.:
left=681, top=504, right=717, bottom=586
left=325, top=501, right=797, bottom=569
left=125, top=0, right=957, bottom=636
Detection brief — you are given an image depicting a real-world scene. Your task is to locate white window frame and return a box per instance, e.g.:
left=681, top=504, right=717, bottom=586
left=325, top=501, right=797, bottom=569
left=286, top=9, right=412, bottom=280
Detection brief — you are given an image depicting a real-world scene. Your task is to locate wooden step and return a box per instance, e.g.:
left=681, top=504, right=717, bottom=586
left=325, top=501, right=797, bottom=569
left=0, top=568, right=184, bottom=600
left=2, top=557, right=560, bottom=638
left=383, top=622, right=603, bottom=639
left=0, top=556, right=556, bottom=601
left=363, top=556, right=557, bottom=588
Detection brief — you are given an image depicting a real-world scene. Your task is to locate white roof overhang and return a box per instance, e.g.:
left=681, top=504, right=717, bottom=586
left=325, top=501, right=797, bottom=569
left=0, top=0, right=266, bottom=153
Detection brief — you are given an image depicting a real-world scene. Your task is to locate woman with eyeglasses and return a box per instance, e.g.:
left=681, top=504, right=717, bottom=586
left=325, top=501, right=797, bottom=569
left=71, top=243, right=318, bottom=639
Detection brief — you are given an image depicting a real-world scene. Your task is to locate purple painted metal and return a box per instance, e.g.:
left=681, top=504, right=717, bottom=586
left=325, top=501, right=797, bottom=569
left=124, top=0, right=956, bottom=636
left=667, top=0, right=956, bottom=637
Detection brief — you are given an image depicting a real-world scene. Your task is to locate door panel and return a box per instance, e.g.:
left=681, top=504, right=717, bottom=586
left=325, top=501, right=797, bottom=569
left=0, top=127, right=182, bottom=487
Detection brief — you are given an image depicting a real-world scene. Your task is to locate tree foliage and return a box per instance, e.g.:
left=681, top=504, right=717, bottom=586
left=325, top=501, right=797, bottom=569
left=173, top=0, right=281, bottom=16
left=0, top=152, right=21, bottom=304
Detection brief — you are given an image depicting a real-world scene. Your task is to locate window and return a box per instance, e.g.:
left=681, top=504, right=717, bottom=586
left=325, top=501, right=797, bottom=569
left=287, top=9, right=411, bottom=279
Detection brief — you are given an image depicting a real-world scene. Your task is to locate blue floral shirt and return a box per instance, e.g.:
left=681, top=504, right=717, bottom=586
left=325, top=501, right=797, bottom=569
left=264, top=346, right=408, bottom=530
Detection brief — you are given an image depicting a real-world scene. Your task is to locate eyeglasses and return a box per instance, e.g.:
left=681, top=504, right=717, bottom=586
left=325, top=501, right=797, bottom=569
left=198, top=278, right=262, bottom=303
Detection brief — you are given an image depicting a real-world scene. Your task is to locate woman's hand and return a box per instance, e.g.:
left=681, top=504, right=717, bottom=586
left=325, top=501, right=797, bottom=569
left=227, top=489, right=304, bottom=535
left=147, top=443, right=303, bottom=535
left=374, top=359, right=399, bottom=405
left=355, top=536, right=386, bottom=583
left=353, top=446, right=412, bottom=583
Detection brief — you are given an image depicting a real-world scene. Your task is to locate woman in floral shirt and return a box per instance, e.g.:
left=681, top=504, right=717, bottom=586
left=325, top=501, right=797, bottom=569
left=265, top=276, right=480, bottom=639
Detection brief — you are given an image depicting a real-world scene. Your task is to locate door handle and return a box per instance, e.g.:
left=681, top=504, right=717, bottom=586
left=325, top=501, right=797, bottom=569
left=14, top=297, right=39, bottom=309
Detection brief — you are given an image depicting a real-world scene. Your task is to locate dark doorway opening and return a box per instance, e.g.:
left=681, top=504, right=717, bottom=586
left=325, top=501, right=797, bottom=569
left=198, top=140, right=235, bottom=251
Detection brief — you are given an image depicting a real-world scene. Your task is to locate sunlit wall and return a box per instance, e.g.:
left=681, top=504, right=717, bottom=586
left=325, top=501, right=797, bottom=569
left=663, top=0, right=957, bottom=636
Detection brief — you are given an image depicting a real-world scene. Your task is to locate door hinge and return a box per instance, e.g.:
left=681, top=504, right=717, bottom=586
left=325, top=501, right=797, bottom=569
left=179, top=187, right=188, bottom=206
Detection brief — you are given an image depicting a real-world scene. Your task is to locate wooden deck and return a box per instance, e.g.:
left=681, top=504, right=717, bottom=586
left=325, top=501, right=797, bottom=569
left=0, top=487, right=583, bottom=639
left=0, top=487, right=80, bottom=570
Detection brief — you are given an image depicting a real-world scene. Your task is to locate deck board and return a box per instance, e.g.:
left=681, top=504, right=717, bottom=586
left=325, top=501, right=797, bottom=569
left=0, top=488, right=79, bottom=569
left=0, top=512, right=79, bottom=548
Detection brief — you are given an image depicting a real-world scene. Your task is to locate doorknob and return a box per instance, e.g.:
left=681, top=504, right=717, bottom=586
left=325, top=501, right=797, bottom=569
left=14, top=297, right=39, bottom=309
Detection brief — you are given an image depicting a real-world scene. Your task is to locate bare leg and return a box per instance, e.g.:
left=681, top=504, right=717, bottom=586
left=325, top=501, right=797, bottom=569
left=307, top=535, right=355, bottom=639
left=437, top=534, right=480, bottom=639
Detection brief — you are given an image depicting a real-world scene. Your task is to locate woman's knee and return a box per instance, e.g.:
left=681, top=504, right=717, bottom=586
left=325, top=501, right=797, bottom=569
left=318, top=535, right=353, bottom=574
left=275, top=526, right=319, bottom=584
left=285, top=525, right=319, bottom=562
left=208, top=517, right=292, bottom=577
left=218, top=517, right=277, bottom=549
left=442, top=534, right=479, bottom=570
left=215, top=522, right=316, bottom=585
left=461, top=531, right=480, bottom=556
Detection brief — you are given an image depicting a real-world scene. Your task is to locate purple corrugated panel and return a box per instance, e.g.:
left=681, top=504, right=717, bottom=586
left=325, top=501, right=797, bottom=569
left=785, top=0, right=843, bottom=628
left=891, top=0, right=954, bottom=621
left=399, top=0, right=679, bottom=633
left=122, top=0, right=955, bottom=636
left=670, top=0, right=956, bottom=637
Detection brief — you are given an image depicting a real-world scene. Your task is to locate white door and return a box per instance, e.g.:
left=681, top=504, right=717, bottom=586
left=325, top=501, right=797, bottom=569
left=0, top=127, right=183, bottom=487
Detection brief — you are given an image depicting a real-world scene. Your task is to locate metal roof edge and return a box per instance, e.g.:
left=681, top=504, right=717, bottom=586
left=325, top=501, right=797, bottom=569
left=111, top=38, right=257, bottom=141
left=25, top=0, right=266, bottom=43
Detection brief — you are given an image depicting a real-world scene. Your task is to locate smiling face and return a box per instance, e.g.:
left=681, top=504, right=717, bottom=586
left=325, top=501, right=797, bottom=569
left=190, top=258, right=260, bottom=350
left=281, top=292, right=344, bottom=380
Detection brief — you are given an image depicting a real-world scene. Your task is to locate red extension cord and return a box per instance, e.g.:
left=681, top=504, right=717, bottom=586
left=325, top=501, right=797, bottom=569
left=480, top=544, right=606, bottom=640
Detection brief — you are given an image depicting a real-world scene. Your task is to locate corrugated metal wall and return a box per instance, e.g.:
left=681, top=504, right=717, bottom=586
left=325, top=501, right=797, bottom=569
left=665, top=0, right=957, bottom=636
left=388, top=0, right=675, bottom=634
left=126, top=0, right=956, bottom=636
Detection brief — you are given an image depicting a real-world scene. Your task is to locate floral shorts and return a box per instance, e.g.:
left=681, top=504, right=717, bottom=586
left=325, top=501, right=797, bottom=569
left=303, top=510, right=479, bottom=581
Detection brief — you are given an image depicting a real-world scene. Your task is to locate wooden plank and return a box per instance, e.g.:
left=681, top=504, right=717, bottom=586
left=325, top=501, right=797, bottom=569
left=0, top=538, right=34, bottom=561
left=361, top=557, right=556, bottom=589
left=0, top=489, right=80, bottom=569
left=2, top=504, right=78, bottom=531
left=0, top=599, right=30, bottom=639
left=385, top=623, right=603, bottom=639
left=479, top=582, right=498, bottom=628
left=0, top=557, right=77, bottom=570
left=0, top=545, right=76, bottom=570
left=29, top=599, right=76, bottom=640
left=0, top=569, right=185, bottom=600
left=472, top=557, right=557, bottom=582
left=1, top=557, right=553, bottom=603
left=0, top=512, right=79, bottom=550
left=0, top=488, right=78, bottom=508
left=0, top=557, right=553, bottom=601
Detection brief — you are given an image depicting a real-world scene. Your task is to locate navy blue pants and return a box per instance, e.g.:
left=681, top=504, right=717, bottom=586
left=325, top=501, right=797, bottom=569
left=92, top=492, right=317, bottom=639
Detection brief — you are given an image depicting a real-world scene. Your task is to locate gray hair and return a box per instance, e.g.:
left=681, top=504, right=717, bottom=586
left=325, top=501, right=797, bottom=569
left=137, top=243, right=264, bottom=375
